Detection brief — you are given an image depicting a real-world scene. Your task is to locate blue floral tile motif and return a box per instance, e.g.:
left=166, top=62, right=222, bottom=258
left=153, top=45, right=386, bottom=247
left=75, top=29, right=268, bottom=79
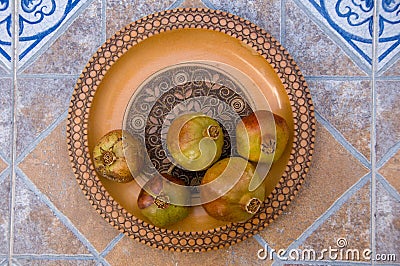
left=0, top=0, right=12, bottom=69
left=18, top=0, right=90, bottom=68
left=302, top=0, right=400, bottom=71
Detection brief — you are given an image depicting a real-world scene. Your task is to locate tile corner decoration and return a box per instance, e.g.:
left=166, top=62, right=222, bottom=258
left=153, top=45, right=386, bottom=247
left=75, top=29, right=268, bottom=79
left=296, top=0, right=400, bottom=72
left=16, top=0, right=90, bottom=70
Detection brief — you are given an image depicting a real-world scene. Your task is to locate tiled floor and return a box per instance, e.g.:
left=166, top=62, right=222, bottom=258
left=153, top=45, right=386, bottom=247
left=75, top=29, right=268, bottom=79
left=0, top=0, right=399, bottom=265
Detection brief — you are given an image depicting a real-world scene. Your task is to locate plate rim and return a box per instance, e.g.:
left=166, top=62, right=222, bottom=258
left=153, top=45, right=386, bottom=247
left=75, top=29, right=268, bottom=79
left=66, top=7, right=316, bottom=252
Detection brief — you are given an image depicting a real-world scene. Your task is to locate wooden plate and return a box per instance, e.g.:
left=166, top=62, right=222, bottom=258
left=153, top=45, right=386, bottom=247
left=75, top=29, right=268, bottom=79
left=67, top=8, right=316, bottom=252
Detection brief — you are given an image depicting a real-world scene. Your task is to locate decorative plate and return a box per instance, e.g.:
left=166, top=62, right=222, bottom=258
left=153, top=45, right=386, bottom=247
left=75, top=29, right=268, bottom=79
left=67, top=8, right=316, bottom=252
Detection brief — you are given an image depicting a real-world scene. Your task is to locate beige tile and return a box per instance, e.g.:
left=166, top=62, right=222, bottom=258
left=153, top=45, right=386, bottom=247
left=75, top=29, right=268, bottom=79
left=105, top=236, right=179, bottom=266
left=229, top=237, right=271, bottom=265
left=16, top=77, right=75, bottom=156
left=376, top=81, right=400, bottom=161
left=285, top=0, right=366, bottom=76
left=379, top=150, right=400, bottom=194
left=13, top=175, right=89, bottom=254
left=105, top=235, right=234, bottom=266
left=207, top=0, right=281, bottom=41
left=376, top=181, right=400, bottom=259
left=106, top=0, right=176, bottom=39
left=0, top=175, right=10, bottom=254
left=0, top=158, right=7, bottom=174
left=307, top=79, right=371, bottom=159
left=259, top=123, right=369, bottom=251
left=22, top=0, right=103, bottom=75
left=298, top=182, right=371, bottom=262
left=172, top=245, right=233, bottom=265
left=18, top=123, right=119, bottom=253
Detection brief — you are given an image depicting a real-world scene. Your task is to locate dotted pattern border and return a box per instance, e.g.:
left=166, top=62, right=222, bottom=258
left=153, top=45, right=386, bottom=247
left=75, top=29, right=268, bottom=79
left=66, top=8, right=316, bottom=252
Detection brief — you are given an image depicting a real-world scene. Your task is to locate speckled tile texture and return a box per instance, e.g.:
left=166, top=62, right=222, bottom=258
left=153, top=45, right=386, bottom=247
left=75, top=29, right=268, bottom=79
left=259, top=124, right=369, bottom=250
left=375, top=181, right=400, bottom=260
left=21, top=0, right=104, bottom=75
left=106, top=0, right=176, bottom=38
left=1, top=0, right=399, bottom=265
left=379, top=150, right=400, bottom=194
left=0, top=175, right=10, bottom=255
left=298, top=182, right=371, bottom=262
left=207, top=0, right=281, bottom=41
left=284, top=0, right=367, bottom=77
left=0, top=78, right=12, bottom=160
left=16, top=77, right=75, bottom=157
left=307, top=80, right=371, bottom=159
left=376, top=81, right=400, bottom=161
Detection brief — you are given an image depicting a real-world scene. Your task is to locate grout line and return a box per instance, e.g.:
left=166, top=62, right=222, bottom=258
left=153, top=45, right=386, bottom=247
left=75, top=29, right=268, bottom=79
left=271, top=260, right=283, bottom=266
left=376, top=141, right=400, bottom=169
left=375, top=75, right=400, bottom=81
left=371, top=0, right=379, bottom=265
left=0, top=167, right=11, bottom=186
left=0, top=61, right=11, bottom=74
left=10, top=259, right=20, bottom=266
left=101, top=0, right=107, bottom=43
left=376, top=47, right=400, bottom=76
left=0, top=151, right=11, bottom=166
left=14, top=168, right=109, bottom=265
left=17, top=0, right=96, bottom=74
left=291, top=0, right=371, bottom=76
left=9, top=0, right=18, bottom=263
left=314, top=111, right=371, bottom=169
left=167, top=0, right=185, bottom=10
left=12, top=254, right=95, bottom=260
left=280, top=0, right=286, bottom=46
left=97, top=258, right=111, bottom=266
left=376, top=173, right=400, bottom=202
left=284, top=173, right=371, bottom=252
left=253, top=235, right=283, bottom=263
left=200, top=0, right=218, bottom=10
left=15, top=110, right=68, bottom=164
left=0, top=73, right=12, bottom=78
left=99, top=233, right=124, bottom=258
left=16, top=73, right=79, bottom=79
left=305, top=75, right=371, bottom=81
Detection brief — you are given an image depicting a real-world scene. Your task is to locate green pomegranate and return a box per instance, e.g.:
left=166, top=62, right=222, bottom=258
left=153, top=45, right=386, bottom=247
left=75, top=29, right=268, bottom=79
left=166, top=113, right=224, bottom=171
left=92, top=130, right=144, bottom=183
left=137, top=174, right=191, bottom=228
left=236, top=110, right=290, bottom=164
left=200, top=157, right=265, bottom=223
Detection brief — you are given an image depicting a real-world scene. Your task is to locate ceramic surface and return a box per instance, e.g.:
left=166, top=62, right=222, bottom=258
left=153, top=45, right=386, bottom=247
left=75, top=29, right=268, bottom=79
left=67, top=8, right=315, bottom=252
left=2, top=0, right=399, bottom=264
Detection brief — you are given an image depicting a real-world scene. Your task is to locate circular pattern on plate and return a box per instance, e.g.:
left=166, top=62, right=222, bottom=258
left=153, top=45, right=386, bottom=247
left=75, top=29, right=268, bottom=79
left=123, top=62, right=256, bottom=188
left=67, top=8, right=316, bottom=252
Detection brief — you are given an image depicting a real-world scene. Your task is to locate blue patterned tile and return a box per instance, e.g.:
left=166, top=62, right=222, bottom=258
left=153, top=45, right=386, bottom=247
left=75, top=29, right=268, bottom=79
left=0, top=1, right=12, bottom=70
left=21, top=0, right=102, bottom=74
left=17, top=0, right=91, bottom=69
left=295, top=0, right=400, bottom=72
left=286, top=0, right=366, bottom=76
